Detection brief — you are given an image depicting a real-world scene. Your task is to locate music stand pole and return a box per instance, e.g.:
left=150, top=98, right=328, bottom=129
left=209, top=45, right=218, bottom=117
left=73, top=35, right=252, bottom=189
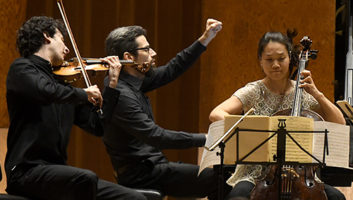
left=275, top=119, right=287, bottom=199
left=217, top=141, right=225, bottom=200
left=206, top=108, right=255, bottom=200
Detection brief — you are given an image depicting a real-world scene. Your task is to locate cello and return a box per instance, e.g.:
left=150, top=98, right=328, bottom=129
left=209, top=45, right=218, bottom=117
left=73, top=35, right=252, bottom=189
left=250, top=36, right=328, bottom=200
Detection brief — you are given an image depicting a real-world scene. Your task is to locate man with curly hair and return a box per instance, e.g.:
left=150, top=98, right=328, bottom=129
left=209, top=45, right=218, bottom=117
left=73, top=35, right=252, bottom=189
left=5, top=16, right=146, bottom=200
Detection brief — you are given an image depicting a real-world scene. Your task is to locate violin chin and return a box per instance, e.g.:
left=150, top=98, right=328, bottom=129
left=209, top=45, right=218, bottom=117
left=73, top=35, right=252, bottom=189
left=144, top=67, right=155, bottom=77
left=52, top=58, right=64, bottom=67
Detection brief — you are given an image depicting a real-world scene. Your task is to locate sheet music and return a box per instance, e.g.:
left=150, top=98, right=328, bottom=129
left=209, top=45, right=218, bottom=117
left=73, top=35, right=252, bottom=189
left=198, top=117, right=352, bottom=175
left=199, top=120, right=225, bottom=175
left=269, top=116, right=314, bottom=163
left=313, top=121, right=350, bottom=168
left=223, top=115, right=314, bottom=163
left=336, top=100, right=353, bottom=122
left=223, top=115, right=272, bottom=164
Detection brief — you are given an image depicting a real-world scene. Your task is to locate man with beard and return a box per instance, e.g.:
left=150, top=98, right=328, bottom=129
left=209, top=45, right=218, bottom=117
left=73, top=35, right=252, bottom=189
left=5, top=16, right=146, bottom=200
left=103, top=19, right=230, bottom=199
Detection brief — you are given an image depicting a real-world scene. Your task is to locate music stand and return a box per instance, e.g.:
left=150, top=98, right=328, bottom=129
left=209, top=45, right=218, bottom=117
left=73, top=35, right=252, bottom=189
left=207, top=117, right=329, bottom=200
left=205, top=109, right=254, bottom=200
left=238, top=119, right=328, bottom=199
left=336, top=100, right=353, bottom=167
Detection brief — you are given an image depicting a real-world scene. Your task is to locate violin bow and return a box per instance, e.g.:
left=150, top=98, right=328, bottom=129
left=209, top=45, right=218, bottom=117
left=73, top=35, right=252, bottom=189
left=56, top=0, right=91, bottom=88
left=57, top=0, right=103, bottom=114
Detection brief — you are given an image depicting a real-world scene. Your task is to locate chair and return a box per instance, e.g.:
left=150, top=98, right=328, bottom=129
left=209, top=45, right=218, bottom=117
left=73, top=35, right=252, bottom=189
left=113, top=169, right=164, bottom=200
left=0, top=194, right=32, bottom=200
left=0, top=190, right=163, bottom=200
left=0, top=166, right=32, bottom=200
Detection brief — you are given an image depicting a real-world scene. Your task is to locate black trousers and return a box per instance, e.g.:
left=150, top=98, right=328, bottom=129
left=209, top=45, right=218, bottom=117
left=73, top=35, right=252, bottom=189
left=116, top=161, right=231, bottom=199
left=6, top=164, right=146, bottom=200
left=225, top=181, right=346, bottom=200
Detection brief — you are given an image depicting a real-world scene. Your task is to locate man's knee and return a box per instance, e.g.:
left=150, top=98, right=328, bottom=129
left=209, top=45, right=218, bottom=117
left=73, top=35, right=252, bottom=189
left=225, top=181, right=254, bottom=199
left=324, top=184, right=346, bottom=200
left=124, top=191, right=147, bottom=200
left=70, top=169, right=98, bottom=192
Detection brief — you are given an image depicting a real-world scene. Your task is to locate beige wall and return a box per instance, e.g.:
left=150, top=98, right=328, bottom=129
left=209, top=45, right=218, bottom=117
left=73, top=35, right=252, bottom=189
left=199, top=0, right=336, bottom=133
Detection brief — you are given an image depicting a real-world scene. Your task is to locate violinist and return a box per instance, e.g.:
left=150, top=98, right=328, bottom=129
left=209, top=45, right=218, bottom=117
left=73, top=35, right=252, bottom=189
left=5, top=16, right=146, bottom=200
left=209, top=31, right=346, bottom=200
left=102, top=19, right=233, bottom=199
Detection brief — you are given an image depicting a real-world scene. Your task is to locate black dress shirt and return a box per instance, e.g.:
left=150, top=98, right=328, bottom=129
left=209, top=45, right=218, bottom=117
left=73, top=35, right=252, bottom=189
left=5, top=55, right=120, bottom=178
left=103, top=41, right=207, bottom=169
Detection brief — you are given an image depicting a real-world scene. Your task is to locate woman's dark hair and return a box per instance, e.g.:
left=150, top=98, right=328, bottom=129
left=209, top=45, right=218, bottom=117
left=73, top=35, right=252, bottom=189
left=257, top=30, right=299, bottom=76
left=105, top=26, right=147, bottom=58
left=16, top=16, right=66, bottom=57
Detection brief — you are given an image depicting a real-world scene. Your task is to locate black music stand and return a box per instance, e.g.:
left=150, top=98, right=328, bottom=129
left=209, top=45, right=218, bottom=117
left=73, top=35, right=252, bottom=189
left=336, top=100, right=353, bottom=167
left=206, top=109, right=254, bottom=200
left=212, top=118, right=329, bottom=200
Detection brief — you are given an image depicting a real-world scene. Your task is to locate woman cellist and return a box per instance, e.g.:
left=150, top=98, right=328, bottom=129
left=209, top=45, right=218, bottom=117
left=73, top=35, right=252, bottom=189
left=209, top=31, right=346, bottom=200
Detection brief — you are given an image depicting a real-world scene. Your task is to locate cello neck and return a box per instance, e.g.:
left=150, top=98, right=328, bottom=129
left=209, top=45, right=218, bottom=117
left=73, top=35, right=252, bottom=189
left=291, top=36, right=317, bottom=117
left=291, top=51, right=308, bottom=116
left=344, top=15, right=353, bottom=104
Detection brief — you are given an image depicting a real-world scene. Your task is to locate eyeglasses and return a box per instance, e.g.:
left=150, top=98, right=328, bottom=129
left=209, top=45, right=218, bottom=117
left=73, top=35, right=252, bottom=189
left=134, top=46, right=151, bottom=52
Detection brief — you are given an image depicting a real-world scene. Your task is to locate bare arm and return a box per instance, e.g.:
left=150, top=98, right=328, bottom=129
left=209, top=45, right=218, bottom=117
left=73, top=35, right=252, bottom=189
left=300, top=70, right=345, bottom=124
left=209, top=96, right=244, bottom=122
left=312, top=93, right=345, bottom=124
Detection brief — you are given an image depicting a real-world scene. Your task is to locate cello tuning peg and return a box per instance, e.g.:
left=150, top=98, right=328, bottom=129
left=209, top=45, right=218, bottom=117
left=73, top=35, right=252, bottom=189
left=300, top=36, right=312, bottom=51
left=309, top=50, right=319, bottom=60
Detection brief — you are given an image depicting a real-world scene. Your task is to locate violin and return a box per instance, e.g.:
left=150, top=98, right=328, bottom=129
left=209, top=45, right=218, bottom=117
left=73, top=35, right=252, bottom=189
left=56, top=0, right=151, bottom=92
left=56, top=0, right=97, bottom=90
left=250, top=36, right=328, bottom=200
left=53, top=57, right=135, bottom=88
